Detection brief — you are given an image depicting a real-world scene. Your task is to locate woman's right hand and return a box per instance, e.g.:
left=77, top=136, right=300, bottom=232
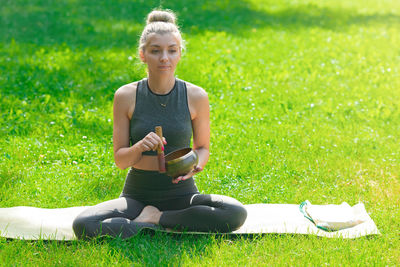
left=137, top=132, right=167, bottom=152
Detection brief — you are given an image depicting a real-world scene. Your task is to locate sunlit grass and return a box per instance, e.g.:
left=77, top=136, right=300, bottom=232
left=1, top=0, right=399, bottom=265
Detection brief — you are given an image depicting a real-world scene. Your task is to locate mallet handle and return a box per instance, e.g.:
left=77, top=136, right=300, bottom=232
left=155, top=126, right=166, bottom=173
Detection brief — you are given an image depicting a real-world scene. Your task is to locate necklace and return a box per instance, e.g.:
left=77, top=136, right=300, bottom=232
left=147, top=80, right=175, bottom=108
left=157, top=95, right=170, bottom=108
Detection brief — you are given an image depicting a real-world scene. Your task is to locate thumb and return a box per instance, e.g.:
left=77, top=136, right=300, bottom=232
left=194, top=166, right=203, bottom=172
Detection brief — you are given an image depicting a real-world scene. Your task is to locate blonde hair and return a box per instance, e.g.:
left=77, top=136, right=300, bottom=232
left=139, top=10, right=184, bottom=52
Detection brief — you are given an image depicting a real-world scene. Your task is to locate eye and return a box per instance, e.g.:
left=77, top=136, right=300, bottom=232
left=169, top=50, right=177, bottom=53
left=151, top=50, right=159, bottom=54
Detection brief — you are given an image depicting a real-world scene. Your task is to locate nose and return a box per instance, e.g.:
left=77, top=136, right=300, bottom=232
left=160, top=50, right=168, bottom=62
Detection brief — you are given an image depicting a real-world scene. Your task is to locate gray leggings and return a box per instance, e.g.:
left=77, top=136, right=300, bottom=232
left=73, top=193, right=247, bottom=239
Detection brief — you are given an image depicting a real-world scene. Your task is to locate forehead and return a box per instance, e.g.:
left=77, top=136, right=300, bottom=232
left=146, top=33, right=180, bottom=47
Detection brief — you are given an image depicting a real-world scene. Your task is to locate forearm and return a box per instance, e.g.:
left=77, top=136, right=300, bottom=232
left=194, top=147, right=209, bottom=169
left=114, top=142, right=143, bottom=170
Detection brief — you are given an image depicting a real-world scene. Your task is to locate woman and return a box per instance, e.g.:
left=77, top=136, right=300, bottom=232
left=73, top=9, right=247, bottom=239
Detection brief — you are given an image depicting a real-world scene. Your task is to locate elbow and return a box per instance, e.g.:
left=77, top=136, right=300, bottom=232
left=115, top=162, right=125, bottom=170
left=115, top=159, right=129, bottom=170
left=114, top=154, right=127, bottom=170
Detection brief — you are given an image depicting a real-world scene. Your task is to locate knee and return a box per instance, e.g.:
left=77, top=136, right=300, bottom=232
left=225, top=202, right=247, bottom=231
left=72, top=214, right=96, bottom=240
left=72, top=215, right=86, bottom=239
left=208, top=195, right=248, bottom=232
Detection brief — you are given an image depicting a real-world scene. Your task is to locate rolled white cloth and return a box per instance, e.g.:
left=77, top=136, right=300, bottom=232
left=299, top=200, right=369, bottom=231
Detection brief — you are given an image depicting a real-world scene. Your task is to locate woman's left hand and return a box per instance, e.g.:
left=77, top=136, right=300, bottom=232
left=172, top=166, right=203, bottom=184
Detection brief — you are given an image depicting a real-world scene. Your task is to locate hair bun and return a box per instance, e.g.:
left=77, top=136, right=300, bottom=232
left=146, top=10, right=176, bottom=25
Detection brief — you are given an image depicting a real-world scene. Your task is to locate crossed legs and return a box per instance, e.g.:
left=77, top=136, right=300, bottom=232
left=73, top=194, right=247, bottom=239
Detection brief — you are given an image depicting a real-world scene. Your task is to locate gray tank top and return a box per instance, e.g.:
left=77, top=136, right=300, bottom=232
left=130, top=78, right=192, bottom=155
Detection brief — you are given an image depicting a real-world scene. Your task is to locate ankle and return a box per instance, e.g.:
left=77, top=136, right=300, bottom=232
left=152, top=210, right=162, bottom=225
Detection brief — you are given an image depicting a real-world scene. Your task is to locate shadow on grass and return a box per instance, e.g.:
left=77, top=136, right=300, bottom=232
left=0, top=58, right=118, bottom=137
left=1, top=0, right=399, bottom=137
left=1, top=0, right=399, bottom=49
left=1, top=60, right=131, bottom=99
left=1, top=0, right=399, bottom=99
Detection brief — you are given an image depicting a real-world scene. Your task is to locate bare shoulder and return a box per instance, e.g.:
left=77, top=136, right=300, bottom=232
left=114, top=81, right=138, bottom=100
left=185, top=81, right=208, bottom=101
left=114, top=82, right=138, bottom=119
left=184, top=81, right=209, bottom=119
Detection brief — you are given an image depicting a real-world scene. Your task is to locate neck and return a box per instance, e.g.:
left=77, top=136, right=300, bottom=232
left=147, top=72, right=176, bottom=94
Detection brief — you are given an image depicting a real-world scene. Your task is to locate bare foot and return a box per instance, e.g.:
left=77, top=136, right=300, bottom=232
left=133, top=205, right=162, bottom=224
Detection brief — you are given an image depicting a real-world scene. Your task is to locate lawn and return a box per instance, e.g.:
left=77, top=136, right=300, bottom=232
left=1, top=0, right=399, bottom=265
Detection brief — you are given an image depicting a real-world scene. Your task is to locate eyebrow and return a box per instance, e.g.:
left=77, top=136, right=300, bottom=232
left=149, top=44, right=179, bottom=48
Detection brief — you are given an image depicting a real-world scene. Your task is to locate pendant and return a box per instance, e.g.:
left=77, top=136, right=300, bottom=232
left=160, top=103, right=167, bottom=107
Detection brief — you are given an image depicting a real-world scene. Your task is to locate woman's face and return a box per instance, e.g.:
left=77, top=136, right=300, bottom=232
left=140, top=33, right=181, bottom=75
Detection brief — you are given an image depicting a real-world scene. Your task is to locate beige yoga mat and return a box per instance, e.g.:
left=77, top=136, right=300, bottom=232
left=0, top=203, right=380, bottom=240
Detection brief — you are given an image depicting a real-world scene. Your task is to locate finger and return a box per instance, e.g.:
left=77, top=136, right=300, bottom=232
left=182, top=167, right=202, bottom=180
left=172, top=177, right=181, bottom=184
left=140, top=140, right=153, bottom=151
left=146, top=135, right=161, bottom=151
left=180, top=173, right=193, bottom=181
left=157, top=136, right=164, bottom=149
left=163, top=137, right=167, bottom=145
left=193, top=166, right=203, bottom=173
left=142, top=144, right=152, bottom=151
left=150, top=132, right=163, bottom=143
left=143, top=138, right=159, bottom=150
left=149, top=132, right=164, bottom=150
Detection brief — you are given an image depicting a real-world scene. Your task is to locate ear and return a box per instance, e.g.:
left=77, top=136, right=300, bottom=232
left=139, top=49, right=146, bottom=63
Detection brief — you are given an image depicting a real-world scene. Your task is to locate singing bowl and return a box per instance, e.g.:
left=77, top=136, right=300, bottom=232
left=164, top=148, right=198, bottom=178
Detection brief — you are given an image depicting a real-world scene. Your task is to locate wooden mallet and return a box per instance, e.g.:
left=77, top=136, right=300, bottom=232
left=155, top=126, right=166, bottom=173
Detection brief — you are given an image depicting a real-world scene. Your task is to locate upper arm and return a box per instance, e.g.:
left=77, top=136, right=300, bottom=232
left=113, top=84, right=136, bottom=154
left=187, top=83, right=210, bottom=150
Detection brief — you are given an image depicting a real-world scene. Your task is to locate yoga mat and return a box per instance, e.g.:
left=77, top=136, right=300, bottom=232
left=0, top=203, right=380, bottom=240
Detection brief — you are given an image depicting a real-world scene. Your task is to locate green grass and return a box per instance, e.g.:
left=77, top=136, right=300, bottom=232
left=1, top=0, right=400, bottom=265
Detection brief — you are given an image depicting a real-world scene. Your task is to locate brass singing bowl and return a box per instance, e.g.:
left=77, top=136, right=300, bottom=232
left=164, top=148, right=198, bottom=178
